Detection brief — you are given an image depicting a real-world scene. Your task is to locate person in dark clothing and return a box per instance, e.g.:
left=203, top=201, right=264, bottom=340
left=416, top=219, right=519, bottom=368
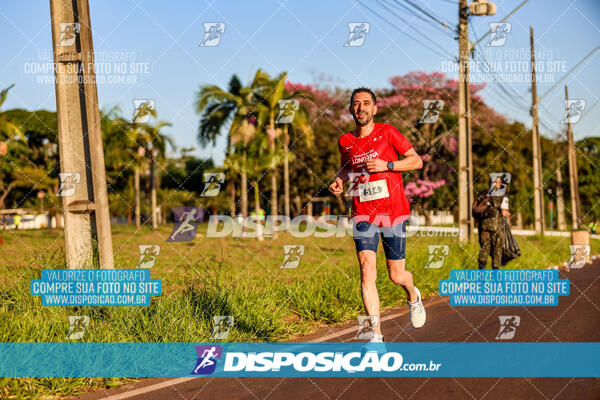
left=472, top=190, right=504, bottom=269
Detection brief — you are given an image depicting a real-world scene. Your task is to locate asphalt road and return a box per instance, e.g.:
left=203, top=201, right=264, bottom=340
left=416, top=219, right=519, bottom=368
left=76, top=262, right=600, bottom=400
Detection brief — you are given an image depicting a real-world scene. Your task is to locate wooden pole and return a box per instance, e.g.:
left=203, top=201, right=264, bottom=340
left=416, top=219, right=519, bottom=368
left=50, top=0, right=114, bottom=268
left=457, top=0, right=471, bottom=242
left=529, top=27, right=545, bottom=235
left=564, top=86, right=582, bottom=229
left=555, top=163, right=567, bottom=230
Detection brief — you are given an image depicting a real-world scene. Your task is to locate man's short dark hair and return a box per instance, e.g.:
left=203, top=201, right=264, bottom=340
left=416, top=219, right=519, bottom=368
left=350, top=87, right=376, bottom=105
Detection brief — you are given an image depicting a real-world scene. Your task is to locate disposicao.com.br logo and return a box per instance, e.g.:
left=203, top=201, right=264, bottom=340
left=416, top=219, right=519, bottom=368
left=205, top=214, right=462, bottom=239
left=199, top=350, right=442, bottom=374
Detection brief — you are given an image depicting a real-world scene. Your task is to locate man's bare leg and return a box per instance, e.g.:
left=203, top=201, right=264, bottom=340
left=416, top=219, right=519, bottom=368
left=357, top=249, right=382, bottom=335
left=386, top=258, right=417, bottom=302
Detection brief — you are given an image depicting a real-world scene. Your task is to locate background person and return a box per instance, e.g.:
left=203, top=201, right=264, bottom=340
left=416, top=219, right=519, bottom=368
left=472, top=190, right=504, bottom=269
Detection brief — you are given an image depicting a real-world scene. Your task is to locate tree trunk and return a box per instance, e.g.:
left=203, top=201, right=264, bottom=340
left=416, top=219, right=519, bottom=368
left=293, top=195, right=301, bottom=217
left=229, top=181, right=236, bottom=217
left=155, top=161, right=161, bottom=225
left=556, top=165, right=567, bottom=231
left=307, top=173, right=314, bottom=223
left=135, top=165, right=141, bottom=229
left=150, top=153, right=157, bottom=230
left=254, top=181, right=263, bottom=240
left=241, top=150, right=248, bottom=218
left=516, top=212, right=523, bottom=229
left=270, top=114, right=278, bottom=218
left=283, top=125, right=290, bottom=228
left=0, top=183, right=14, bottom=209
left=254, top=181, right=260, bottom=214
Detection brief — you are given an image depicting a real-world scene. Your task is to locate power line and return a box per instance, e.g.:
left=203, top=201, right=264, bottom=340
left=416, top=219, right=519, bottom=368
left=376, top=0, right=456, bottom=40
left=384, top=0, right=457, bottom=36
left=472, top=0, right=533, bottom=47
left=469, top=20, right=530, bottom=103
left=573, top=97, right=599, bottom=124
left=469, top=20, right=534, bottom=114
left=357, top=1, right=455, bottom=59
left=468, top=20, right=564, bottom=138
left=539, top=46, right=600, bottom=101
left=401, top=0, right=455, bottom=32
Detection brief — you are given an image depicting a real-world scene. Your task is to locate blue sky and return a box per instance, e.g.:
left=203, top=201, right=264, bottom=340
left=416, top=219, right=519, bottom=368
left=1, top=0, right=598, bottom=164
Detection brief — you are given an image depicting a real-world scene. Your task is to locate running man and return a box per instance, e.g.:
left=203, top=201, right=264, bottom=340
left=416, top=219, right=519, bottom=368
left=193, top=346, right=218, bottom=374
left=329, top=88, right=426, bottom=342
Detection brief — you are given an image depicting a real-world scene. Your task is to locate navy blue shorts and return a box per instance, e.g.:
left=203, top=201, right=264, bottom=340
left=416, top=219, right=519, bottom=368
left=352, top=221, right=407, bottom=260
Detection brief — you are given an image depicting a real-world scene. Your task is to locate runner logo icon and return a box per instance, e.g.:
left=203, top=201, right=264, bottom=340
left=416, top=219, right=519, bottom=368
left=419, top=100, right=444, bottom=124
left=168, top=207, right=204, bottom=242
left=486, top=22, right=511, bottom=47
left=200, top=23, right=225, bottom=47
left=132, top=99, right=155, bottom=123
left=280, top=245, right=305, bottom=269
left=561, top=99, right=586, bottom=124
left=57, top=23, right=80, bottom=46
left=424, top=245, right=449, bottom=269
left=568, top=245, right=590, bottom=269
left=136, top=245, right=160, bottom=268
left=496, top=316, right=520, bottom=340
left=192, top=345, right=222, bottom=375
left=345, top=23, right=370, bottom=47
left=201, top=173, right=225, bottom=197
left=211, top=316, right=234, bottom=340
left=57, top=172, right=80, bottom=197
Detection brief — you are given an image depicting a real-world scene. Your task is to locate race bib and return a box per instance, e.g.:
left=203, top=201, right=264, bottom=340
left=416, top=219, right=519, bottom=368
left=358, top=179, right=389, bottom=202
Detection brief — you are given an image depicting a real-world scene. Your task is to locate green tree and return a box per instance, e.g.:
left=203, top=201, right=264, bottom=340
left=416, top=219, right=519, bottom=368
left=196, top=72, right=266, bottom=217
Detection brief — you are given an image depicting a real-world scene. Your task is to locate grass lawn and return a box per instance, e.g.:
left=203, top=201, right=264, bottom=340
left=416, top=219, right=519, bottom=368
left=0, top=224, right=597, bottom=398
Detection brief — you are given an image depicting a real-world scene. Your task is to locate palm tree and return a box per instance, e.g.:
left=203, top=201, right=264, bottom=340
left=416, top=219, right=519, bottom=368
left=137, top=120, right=173, bottom=230
left=196, top=73, right=266, bottom=218
left=125, top=123, right=149, bottom=229
left=254, top=77, right=314, bottom=225
left=252, top=71, right=287, bottom=218
left=0, top=85, right=22, bottom=140
left=101, top=107, right=134, bottom=223
left=281, top=105, right=312, bottom=224
left=0, top=84, right=25, bottom=209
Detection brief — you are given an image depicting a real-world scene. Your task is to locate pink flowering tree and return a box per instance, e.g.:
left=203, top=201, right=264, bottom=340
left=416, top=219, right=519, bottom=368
left=376, top=71, right=490, bottom=221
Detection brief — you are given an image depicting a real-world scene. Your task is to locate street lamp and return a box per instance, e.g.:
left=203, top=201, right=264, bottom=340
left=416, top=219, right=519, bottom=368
left=469, top=0, right=497, bottom=16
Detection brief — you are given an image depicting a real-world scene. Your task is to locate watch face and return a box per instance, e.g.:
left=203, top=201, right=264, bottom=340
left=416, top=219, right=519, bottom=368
left=387, top=161, right=394, bottom=170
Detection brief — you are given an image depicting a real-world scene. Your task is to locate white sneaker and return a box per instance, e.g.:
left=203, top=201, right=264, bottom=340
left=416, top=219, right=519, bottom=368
left=408, top=287, right=426, bottom=328
left=370, top=332, right=384, bottom=343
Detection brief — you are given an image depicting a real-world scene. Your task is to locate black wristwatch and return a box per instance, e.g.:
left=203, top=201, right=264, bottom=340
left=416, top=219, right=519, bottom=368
left=387, top=161, right=394, bottom=170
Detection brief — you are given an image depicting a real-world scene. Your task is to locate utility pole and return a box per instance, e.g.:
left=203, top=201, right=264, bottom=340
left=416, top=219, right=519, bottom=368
left=457, top=0, right=471, bottom=242
left=50, top=0, right=114, bottom=268
left=555, top=164, right=567, bottom=230
left=457, top=0, right=497, bottom=242
left=529, top=27, right=545, bottom=235
left=564, top=86, right=582, bottom=229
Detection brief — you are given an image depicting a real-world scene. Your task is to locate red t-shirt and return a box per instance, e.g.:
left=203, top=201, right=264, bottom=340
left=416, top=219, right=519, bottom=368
left=338, top=123, right=413, bottom=227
